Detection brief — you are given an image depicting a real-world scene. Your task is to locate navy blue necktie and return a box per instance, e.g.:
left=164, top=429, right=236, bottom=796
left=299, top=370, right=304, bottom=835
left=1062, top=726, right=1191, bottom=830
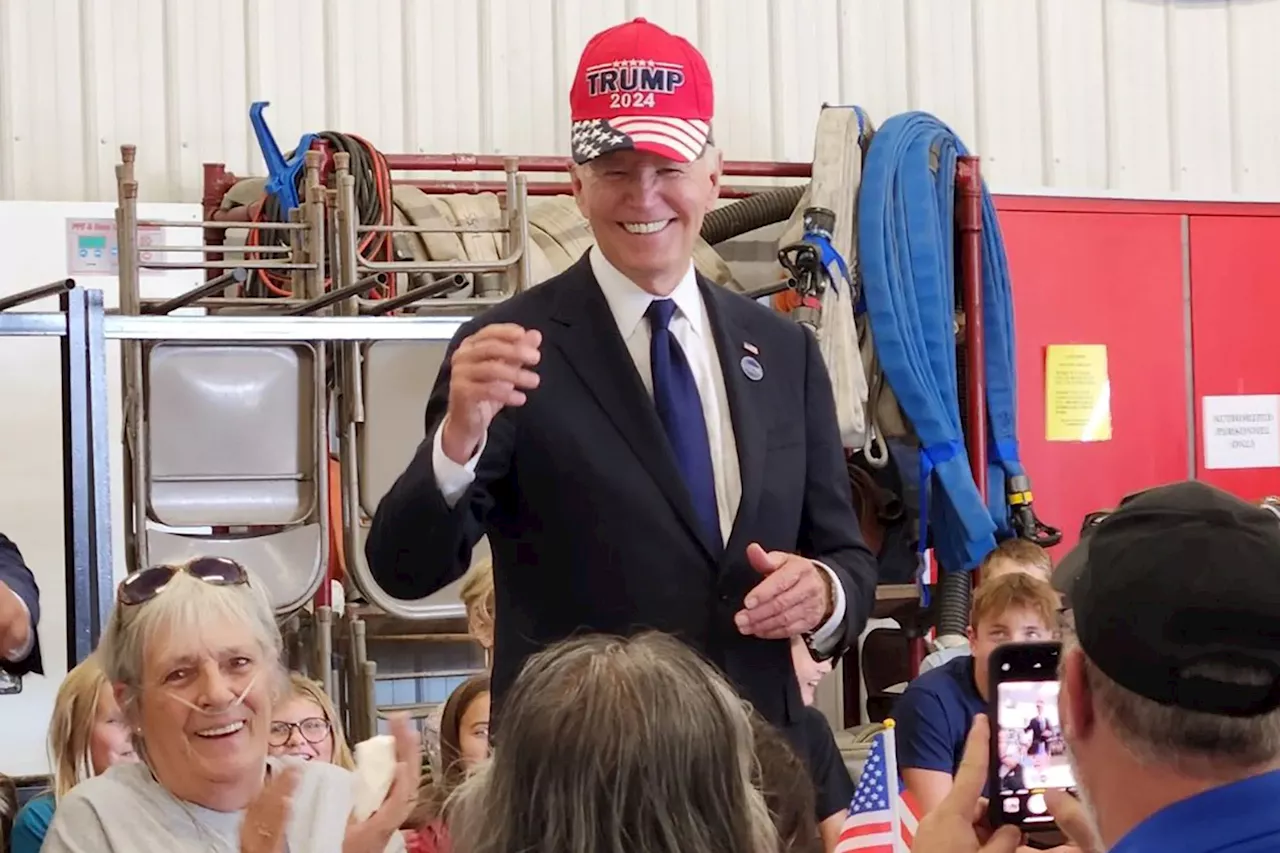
left=646, top=299, right=721, bottom=550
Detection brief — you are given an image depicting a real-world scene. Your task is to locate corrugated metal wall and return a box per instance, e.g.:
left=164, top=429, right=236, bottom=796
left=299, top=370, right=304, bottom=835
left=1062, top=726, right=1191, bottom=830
left=2, top=0, right=1279, bottom=203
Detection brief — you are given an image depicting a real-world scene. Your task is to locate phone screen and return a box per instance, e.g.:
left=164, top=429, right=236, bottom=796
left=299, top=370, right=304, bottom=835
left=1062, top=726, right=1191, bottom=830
left=993, top=677, right=1076, bottom=825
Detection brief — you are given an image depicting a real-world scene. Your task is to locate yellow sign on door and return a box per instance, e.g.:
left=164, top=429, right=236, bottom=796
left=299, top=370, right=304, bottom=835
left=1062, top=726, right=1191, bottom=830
left=1045, top=344, right=1112, bottom=442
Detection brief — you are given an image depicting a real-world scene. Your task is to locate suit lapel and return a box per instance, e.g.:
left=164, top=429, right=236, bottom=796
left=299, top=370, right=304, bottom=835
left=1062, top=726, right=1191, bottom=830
left=699, top=279, right=766, bottom=563
left=549, top=257, right=718, bottom=560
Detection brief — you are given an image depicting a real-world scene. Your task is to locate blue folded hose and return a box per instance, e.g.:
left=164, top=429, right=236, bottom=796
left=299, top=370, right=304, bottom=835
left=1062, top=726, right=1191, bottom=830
left=858, top=111, right=1024, bottom=581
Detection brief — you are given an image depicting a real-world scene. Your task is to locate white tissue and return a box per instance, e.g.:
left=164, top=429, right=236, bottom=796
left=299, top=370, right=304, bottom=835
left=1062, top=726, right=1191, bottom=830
left=351, top=735, right=398, bottom=821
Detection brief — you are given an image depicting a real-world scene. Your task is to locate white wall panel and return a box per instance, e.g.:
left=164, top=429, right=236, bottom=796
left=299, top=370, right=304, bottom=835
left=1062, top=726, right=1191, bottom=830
left=1, top=0, right=1280, bottom=202
left=1039, top=0, right=1110, bottom=190
left=0, top=201, right=201, bottom=775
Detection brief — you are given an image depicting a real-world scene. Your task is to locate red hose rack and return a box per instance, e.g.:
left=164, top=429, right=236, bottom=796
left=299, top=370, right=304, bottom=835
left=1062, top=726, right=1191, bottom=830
left=201, top=153, right=813, bottom=277
left=201, top=150, right=987, bottom=724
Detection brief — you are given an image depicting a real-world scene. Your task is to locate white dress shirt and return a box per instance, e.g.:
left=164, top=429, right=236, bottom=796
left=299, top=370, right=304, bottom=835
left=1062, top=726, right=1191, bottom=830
left=431, top=246, right=847, bottom=653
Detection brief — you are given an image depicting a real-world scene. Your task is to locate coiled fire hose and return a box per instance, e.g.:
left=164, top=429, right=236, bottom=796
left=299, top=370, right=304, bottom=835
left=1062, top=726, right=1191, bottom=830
left=244, top=131, right=396, bottom=299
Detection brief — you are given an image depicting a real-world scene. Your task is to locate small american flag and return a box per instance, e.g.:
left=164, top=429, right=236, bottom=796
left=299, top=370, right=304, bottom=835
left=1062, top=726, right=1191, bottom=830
left=835, top=721, right=921, bottom=853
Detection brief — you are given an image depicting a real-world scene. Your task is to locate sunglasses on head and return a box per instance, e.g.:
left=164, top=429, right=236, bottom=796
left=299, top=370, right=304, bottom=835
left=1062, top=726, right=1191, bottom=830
left=116, top=556, right=250, bottom=606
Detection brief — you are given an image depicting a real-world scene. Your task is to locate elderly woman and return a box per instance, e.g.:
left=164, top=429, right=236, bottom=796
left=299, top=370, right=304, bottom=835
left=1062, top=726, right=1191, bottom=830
left=449, top=632, right=778, bottom=853
left=41, top=556, right=419, bottom=853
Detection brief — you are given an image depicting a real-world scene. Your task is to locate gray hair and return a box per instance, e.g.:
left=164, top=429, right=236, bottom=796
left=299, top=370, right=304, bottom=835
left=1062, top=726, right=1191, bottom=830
left=1073, top=640, right=1280, bottom=771
left=447, top=632, right=778, bottom=853
left=98, top=563, right=286, bottom=713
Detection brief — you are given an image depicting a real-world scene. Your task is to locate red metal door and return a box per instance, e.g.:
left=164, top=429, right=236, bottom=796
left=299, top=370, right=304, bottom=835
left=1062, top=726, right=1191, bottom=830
left=997, top=200, right=1191, bottom=554
left=1188, top=214, right=1280, bottom=499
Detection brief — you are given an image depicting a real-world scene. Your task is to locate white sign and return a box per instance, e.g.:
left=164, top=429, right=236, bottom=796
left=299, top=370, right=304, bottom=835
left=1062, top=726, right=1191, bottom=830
left=1203, top=394, right=1280, bottom=470
left=65, top=217, right=165, bottom=276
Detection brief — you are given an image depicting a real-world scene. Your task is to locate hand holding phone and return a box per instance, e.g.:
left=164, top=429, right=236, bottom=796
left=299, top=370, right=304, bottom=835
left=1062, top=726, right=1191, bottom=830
left=911, top=714, right=1025, bottom=853
left=987, top=641, right=1077, bottom=830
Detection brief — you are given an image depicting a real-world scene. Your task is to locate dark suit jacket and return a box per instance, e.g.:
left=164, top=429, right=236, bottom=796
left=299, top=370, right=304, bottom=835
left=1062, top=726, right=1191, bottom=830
left=366, top=254, right=877, bottom=727
left=0, top=533, right=42, bottom=676
left=1026, top=717, right=1052, bottom=751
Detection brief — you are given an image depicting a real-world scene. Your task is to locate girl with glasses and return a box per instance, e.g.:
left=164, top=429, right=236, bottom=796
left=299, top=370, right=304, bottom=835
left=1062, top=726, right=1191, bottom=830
left=268, top=674, right=354, bottom=770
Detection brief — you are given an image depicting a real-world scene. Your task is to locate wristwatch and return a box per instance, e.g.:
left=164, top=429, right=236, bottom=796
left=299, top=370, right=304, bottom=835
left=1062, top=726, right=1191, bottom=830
left=802, top=565, right=839, bottom=659
left=816, top=563, right=837, bottom=623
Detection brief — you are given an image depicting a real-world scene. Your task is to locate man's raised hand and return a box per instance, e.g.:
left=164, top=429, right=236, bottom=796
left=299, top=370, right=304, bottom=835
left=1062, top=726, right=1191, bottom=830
left=441, top=324, right=542, bottom=463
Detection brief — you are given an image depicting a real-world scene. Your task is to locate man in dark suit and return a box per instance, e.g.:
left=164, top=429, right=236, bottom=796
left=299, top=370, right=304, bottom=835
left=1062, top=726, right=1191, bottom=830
left=1025, top=700, right=1053, bottom=756
left=367, top=17, right=877, bottom=731
left=0, top=533, right=42, bottom=675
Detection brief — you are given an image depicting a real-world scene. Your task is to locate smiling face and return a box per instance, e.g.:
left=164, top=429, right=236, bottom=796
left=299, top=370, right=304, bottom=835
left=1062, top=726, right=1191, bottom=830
left=790, top=636, right=831, bottom=706
left=268, top=696, right=333, bottom=764
left=89, top=683, right=137, bottom=774
left=134, top=611, right=274, bottom=807
left=571, top=147, right=722, bottom=296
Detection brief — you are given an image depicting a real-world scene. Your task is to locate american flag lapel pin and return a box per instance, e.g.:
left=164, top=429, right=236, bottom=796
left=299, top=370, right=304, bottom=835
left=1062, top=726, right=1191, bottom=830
left=743, top=342, right=759, bottom=355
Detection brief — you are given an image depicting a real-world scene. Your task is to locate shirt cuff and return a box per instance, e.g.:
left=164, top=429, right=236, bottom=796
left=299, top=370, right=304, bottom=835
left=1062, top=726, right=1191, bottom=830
left=4, top=587, right=34, bottom=663
left=432, top=417, right=486, bottom=509
left=805, top=560, right=847, bottom=656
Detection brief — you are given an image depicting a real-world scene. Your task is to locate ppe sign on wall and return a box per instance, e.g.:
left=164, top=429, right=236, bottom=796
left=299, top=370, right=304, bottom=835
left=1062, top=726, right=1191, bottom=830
left=65, top=217, right=165, bottom=276
left=1203, top=394, right=1280, bottom=470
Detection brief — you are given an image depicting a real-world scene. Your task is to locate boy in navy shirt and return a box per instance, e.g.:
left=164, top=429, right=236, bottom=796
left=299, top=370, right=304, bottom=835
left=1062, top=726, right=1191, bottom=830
left=891, top=571, right=1059, bottom=815
left=916, top=538, right=1054, bottom=675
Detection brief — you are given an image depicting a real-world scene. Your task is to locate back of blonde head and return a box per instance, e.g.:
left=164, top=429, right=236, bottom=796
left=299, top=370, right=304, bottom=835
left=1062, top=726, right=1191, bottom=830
left=448, top=632, right=778, bottom=853
left=48, top=654, right=111, bottom=800
left=458, top=557, right=495, bottom=639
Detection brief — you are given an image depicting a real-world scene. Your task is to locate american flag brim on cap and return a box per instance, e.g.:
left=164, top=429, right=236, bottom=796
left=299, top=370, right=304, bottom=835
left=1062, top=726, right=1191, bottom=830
left=571, top=116, right=711, bottom=164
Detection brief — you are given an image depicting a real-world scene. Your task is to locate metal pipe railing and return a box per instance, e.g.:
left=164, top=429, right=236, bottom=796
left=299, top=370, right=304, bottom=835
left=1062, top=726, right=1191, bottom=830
left=0, top=279, right=74, bottom=312
left=283, top=273, right=386, bottom=317
left=398, top=179, right=784, bottom=198
left=382, top=152, right=813, bottom=178
left=144, top=268, right=248, bottom=315
left=363, top=274, right=469, bottom=316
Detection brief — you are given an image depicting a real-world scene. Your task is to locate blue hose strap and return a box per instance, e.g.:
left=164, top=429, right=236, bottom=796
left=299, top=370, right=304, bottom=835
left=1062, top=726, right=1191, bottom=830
left=916, top=440, right=963, bottom=604
left=990, top=439, right=1020, bottom=462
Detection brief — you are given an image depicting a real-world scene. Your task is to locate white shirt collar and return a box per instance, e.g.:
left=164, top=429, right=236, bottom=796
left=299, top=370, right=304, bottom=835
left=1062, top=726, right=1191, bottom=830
left=589, top=247, right=705, bottom=340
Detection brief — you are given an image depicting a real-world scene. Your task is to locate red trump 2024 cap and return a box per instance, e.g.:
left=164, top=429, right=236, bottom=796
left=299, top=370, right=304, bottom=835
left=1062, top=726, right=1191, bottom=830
left=569, top=18, right=715, bottom=165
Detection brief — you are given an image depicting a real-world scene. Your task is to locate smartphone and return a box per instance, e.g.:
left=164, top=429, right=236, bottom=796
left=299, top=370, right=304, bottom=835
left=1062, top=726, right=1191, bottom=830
left=987, top=641, right=1076, bottom=829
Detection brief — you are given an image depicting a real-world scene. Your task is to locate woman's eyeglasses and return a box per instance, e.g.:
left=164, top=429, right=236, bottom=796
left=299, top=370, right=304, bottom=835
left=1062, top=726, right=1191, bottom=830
left=268, top=717, right=332, bottom=747
left=117, top=556, right=250, bottom=606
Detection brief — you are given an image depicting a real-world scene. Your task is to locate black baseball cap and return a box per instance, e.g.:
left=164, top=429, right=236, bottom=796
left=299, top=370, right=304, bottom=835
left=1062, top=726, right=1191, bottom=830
left=1053, top=481, right=1280, bottom=717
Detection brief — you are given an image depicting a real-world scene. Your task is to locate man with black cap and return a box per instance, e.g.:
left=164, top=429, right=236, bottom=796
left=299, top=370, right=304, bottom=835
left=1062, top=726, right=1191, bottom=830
left=1049, top=480, right=1280, bottom=852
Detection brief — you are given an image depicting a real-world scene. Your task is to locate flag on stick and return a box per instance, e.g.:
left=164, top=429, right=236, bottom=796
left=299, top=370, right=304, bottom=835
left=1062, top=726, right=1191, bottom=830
left=835, top=719, right=921, bottom=853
